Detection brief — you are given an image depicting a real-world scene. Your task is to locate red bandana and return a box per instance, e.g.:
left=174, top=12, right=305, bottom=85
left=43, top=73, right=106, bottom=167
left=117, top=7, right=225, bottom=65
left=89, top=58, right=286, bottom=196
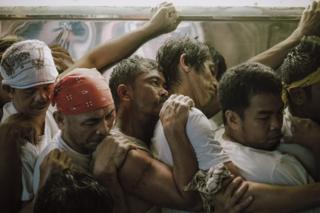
left=52, top=68, right=113, bottom=114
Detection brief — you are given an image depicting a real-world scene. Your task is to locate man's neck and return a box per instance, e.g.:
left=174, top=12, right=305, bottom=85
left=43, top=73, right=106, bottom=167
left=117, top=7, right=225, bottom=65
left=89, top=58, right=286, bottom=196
left=116, top=107, right=158, bottom=146
left=223, top=126, right=247, bottom=146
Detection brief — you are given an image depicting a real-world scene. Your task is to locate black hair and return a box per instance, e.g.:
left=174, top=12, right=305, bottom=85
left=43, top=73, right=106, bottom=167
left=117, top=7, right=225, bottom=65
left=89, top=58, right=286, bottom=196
left=109, top=55, right=157, bottom=110
left=34, top=168, right=113, bottom=213
left=219, top=62, right=282, bottom=123
left=156, top=37, right=211, bottom=90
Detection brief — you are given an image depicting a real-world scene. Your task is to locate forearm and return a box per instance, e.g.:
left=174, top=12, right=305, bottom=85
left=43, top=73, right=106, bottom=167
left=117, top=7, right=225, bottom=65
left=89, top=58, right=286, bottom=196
left=70, top=22, right=161, bottom=72
left=248, top=31, right=300, bottom=70
left=246, top=182, right=320, bottom=213
left=165, top=127, right=200, bottom=207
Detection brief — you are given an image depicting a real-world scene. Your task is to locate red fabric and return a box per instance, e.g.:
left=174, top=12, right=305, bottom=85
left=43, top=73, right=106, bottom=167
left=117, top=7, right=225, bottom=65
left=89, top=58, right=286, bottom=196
left=52, top=69, right=113, bottom=114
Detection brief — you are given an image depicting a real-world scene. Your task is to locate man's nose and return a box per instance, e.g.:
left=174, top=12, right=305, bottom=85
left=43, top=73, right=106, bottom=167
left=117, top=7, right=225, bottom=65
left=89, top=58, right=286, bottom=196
left=270, top=116, right=282, bottom=130
left=160, top=87, right=169, bottom=97
left=96, top=120, right=110, bottom=136
left=35, top=89, right=50, bottom=103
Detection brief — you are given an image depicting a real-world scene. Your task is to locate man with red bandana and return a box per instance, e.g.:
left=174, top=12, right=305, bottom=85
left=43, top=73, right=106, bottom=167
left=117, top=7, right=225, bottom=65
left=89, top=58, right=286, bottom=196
left=32, top=68, right=129, bottom=212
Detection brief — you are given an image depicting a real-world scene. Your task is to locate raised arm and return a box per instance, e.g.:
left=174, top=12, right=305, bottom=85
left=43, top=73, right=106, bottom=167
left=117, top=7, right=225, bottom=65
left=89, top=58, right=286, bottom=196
left=248, top=0, right=320, bottom=69
left=62, top=3, right=180, bottom=76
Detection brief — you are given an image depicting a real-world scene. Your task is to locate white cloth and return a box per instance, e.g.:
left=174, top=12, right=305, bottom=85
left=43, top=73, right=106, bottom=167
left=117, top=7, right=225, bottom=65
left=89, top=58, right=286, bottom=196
left=215, top=127, right=314, bottom=185
left=278, top=108, right=317, bottom=179
left=1, top=102, right=59, bottom=201
left=152, top=108, right=230, bottom=213
left=215, top=127, right=320, bottom=213
left=208, top=110, right=223, bottom=130
left=33, top=132, right=91, bottom=194
left=0, top=40, right=58, bottom=89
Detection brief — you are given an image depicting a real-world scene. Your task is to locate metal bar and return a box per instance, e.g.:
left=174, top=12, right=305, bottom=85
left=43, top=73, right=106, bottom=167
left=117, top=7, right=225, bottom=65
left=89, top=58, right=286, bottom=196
left=0, top=6, right=303, bottom=21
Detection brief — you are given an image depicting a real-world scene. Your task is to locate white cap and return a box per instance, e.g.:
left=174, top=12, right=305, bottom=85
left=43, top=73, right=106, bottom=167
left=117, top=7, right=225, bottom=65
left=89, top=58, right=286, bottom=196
left=0, top=40, right=58, bottom=89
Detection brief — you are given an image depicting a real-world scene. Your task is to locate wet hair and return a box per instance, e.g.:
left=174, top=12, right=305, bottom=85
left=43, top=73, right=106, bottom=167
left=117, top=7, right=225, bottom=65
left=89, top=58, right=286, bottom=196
left=34, top=168, right=113, bottom=213
left=207, top=45, right=227, bottom=81
left=156, top=37, right=211, bottom=90
left=219, top=62, right=282, bottom=123
left=0, top=35, right=23, bottom=61
left=109, top=55, right=157, bottom=110
left=280, top=36, right=320, bottom=99
left=280, top=36, right=320, bottom=84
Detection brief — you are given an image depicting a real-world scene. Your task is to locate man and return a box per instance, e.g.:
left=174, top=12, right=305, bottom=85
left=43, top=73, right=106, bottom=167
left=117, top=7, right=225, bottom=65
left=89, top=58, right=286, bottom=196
left=247, top=1, right=320, bottom=181
left=32, top=68, right=129, bottom=212
left=216, top=62, right=315, bottom=187
left=0, top=40, right=60, bottom=209
left=103, top=56, right=201, bottom=212
left=154, top=37, right=237, bottom=174
left=0, top=3, right=181, bottom=211
left=278, top=35, right=320, bottom=180
left=95, top=55, right=254, bottom=212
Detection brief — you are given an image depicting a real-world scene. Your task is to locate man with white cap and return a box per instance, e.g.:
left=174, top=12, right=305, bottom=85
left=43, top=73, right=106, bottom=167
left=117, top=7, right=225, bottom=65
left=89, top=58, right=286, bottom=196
left=0, top=40, right=60, bottom=212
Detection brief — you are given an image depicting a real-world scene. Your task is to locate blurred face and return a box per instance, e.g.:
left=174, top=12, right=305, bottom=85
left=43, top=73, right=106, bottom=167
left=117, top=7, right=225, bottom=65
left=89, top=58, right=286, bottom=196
left=188, top=59, right=218, bottom=114
left=131, top=69, right=169, bottom=116
left=10, top=83, right=55, bottom=115
left=60, top=105, right=115, bottom=154
left=236, top=93, right=283, bottom=151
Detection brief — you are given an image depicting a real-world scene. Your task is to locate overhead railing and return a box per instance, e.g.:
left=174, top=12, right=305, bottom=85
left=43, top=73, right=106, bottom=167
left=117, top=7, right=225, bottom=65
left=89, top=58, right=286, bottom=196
left=0, top=6, right=304, bottom=21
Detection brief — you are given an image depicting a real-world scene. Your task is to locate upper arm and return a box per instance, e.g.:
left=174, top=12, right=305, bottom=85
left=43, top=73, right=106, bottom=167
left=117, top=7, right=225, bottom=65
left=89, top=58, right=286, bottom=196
left=186, top=109, right=230, bottom=170
left=119, top=149, right=196, bottom=209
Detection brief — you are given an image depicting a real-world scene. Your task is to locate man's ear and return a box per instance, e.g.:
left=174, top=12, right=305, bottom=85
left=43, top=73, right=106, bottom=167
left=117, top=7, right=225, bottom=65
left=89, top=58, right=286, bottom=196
left=179, top=53, right=191, bottom=73
left=2, top=85, right=14, bottom=98
left=117, top=84, right=132, bottom=103
left=288, top=87, right=307, bottom=106
left=53, top=111, right=65, bottom=130
left=225, top=110, right=242, bottom=131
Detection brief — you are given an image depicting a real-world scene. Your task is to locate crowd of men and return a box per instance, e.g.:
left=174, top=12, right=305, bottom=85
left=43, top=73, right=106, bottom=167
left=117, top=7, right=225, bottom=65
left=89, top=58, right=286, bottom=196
left=0, top=1, right=320, bottom=213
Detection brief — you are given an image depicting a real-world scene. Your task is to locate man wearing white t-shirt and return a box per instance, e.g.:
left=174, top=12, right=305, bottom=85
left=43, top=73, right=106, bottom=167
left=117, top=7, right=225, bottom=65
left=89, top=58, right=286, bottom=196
left=217, top=62, right=320, bottom=212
